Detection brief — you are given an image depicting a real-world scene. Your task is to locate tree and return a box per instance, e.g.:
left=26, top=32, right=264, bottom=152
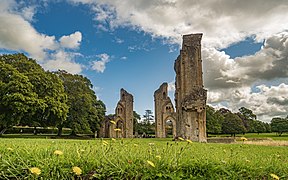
left=55, top=70, right=105, bottom=135
left=141, top=110, right=155, bottom=135
left=271, top=117, right=288, bottom=136
left=143, top=110, right=154, bottom=123
left=0, top=54, right=68, bottom=132
left=206, top=105, right=224, bottom=134
left=237, top=107, right=257, bottom=133
left=0, top=61, right=40, bottom=134
left=253, top=120, right=267, bottom=134
left=221, top=112, right=246, bottom=137
left=133, top=111, right=141, bottom=135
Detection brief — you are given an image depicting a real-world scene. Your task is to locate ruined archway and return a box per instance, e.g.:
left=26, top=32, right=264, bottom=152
left=164, top=116, right=176, bottom=138
left=154, top=83, right=176, bottom=138
left=98, top=88, right=134, bottom=138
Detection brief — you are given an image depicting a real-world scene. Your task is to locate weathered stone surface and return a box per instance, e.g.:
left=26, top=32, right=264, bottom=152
left=174, top=33, right=207, bottom=142
left=154, top=83, right=176, bottom=138
left=98, top=88, right=134, bottom=138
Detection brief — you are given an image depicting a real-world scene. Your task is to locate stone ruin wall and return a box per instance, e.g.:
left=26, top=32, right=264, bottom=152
left=174, top=33, right=207, bottom=142
left=99, top=88, right=134, bottom=138
left=154, top=83, right=176, bottom=138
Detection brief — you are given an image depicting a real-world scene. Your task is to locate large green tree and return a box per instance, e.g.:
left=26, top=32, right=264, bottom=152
left=0, top=61, right=40, bottom=134
left=237, top=107, right=257, bottom=133
left=55, top=70, right=105, bottom=135
left=206, top=105, right=224, bottom=134
left=0, top=54, right=68, bottom=131
left=271, top=117, right=288, bottom=136
left=220, top=110, right=246, bottom=136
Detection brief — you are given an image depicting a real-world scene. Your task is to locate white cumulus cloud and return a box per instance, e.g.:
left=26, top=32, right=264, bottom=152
left=59, top=31, right=82, bottom=49
left=91, top=53, right=110, bottom=73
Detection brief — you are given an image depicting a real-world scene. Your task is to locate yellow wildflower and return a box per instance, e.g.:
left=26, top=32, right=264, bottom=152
left=102, top=140, right=109, bottom=146
left=7, top=147, right=13, bottom=151
left=186, top=139, right=193, bottom=144
left=270, top=173, right=280, bottom=180
left=147, top=160, right=155, bottom=167
left=114, top=128, right=121, bottom=132
left=72, top=166, right=82, bottom=176
left=156, top=155, right=161, bottom=159
left=178, top=137, right=184, bottom=141
left=53, top=150, right=63, bottom=156
left=30, top=167, right=41, bottom=175
left=240, top=137, right=247, bottom=141
left=110, top=120, right=116, bottom=125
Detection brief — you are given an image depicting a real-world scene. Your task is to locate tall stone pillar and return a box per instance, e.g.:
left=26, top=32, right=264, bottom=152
left=174, top=33, right=207, bottom=142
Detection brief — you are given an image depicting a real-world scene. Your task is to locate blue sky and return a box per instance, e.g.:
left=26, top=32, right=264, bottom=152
left=1, top=0, right=288, bottom=121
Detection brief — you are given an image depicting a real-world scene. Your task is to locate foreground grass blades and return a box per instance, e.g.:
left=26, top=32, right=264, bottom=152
left=0, top=138, right=287, bottom=179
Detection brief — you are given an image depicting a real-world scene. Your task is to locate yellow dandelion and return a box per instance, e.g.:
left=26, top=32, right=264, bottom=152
left=186, top=139, right=193, bottom=144
left=178, top=137, right=184, bottom=141
left=7, top=147, right=13, bottom=151
left=102, top=140, right=109, bottom=146
left=72, top=166, right=82, bottom=176
left=147, top=160, right=155, bottom=168
left=110, top=120, right=116, bottom=125
left=30, top=167, right=41, bottom=175
left=53, top=150, right=63, bottom=156
left=133, top=144, right=138, bottom=147
left=156, top=155, right=161, bottom=159
left=240, top=137, right=247, bottom=141
left=270, top=173, right=280, bottom=180
left=114, top=128, right=121, bottom=132
left=111, top=138, right=116, bottom=141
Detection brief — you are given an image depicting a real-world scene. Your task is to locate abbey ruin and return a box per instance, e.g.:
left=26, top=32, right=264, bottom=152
left=155, top=33, right=207, bottom=142
left=99, top=88, right=134, bottom=138
left=154, top=83, right=177, bottom=138
left=100, top=34, right=207, bottom=142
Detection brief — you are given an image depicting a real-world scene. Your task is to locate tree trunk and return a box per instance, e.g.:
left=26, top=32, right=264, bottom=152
left=33, top=126, right=37, bottom=135
left=0, top=128, right=7, bottom=135
left=70, top=130, right=77, bottom=136
left=57, top=127, right=63, bottom=136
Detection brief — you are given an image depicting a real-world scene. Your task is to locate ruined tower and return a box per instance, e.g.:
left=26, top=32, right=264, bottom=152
left=154, top=83, right=176, bottom=138
left=174, top=33, right=207, bottom=142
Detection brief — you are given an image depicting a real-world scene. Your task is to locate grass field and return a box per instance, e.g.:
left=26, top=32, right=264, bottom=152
left=0, top=137, right=287, bottom=179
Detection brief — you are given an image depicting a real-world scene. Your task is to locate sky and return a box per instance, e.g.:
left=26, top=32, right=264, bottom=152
left=1, top=0, right=288, bottom=122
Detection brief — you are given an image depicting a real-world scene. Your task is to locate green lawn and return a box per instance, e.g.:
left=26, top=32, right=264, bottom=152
left=210, top=132, right=288, bottom=141
left=0, top=137, right=287, bottom=179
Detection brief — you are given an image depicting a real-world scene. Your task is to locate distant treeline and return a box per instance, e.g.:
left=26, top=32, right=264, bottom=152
left=206, top=106, right=288, bottom=136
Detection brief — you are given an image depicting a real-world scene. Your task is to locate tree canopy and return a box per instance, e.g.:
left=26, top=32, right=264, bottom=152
left=55, top=70, right=105, bottom=135
left=0, top=54, right=106, bottom=136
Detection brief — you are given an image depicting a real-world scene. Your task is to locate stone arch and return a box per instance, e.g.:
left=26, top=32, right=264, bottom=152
left=164, top=115, right=177, bottom=138
left=115, top=118, right=124, bottom=138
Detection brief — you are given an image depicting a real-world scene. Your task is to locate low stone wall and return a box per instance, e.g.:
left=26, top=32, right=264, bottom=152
left=207, top=138, right=236, bottom=143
